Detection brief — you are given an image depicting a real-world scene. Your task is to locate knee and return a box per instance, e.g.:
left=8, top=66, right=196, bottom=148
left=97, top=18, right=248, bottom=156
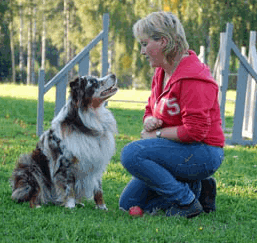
left=120, top=142, right=139, bottom=169
left=119, top=193, right=130, bottom=211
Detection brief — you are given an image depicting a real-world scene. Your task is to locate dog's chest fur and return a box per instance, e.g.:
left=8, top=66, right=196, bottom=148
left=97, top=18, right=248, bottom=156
left=51, top=103, right=117, bottom=198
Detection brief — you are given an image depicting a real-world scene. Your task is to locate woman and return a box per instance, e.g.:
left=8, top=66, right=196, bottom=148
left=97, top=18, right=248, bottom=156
left=119, top=12, right=225, bottom=218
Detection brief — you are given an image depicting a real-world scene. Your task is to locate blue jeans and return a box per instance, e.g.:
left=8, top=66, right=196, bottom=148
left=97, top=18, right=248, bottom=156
left=119, top=138, right=224, bottom=213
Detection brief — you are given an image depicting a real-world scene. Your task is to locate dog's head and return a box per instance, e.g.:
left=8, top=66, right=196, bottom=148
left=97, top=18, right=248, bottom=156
left=69, top=74, right=118, bottom=108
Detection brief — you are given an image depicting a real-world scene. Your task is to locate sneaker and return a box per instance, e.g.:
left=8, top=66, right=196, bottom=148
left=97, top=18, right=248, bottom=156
left=166, top=199, right=203, bottom=218
left=199, top=177, right=216, bottom=213
left=145, top=207, right=163, bottom=216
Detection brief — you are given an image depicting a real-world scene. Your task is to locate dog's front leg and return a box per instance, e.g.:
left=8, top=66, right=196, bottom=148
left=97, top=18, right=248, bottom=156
left=94, top=190, right=108, bottom=210
left=29, top=190, right=41, bottom=208
left=65, top=197, right=76, bottom=208
left=64, top=184, right=76, bottom=208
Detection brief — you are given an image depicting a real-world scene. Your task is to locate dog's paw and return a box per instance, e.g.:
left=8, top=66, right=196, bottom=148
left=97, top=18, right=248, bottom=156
left=65, top=198, right=76, bottom=208
left=36, top=205, right=41, bottom=209
left=77, top=203, right=85, bottom=207
left=96, top=204, right=108, bottom=211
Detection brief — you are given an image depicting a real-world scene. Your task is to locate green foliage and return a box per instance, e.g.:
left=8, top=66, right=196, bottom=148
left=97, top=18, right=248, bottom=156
left=2, top=1, right=257, bottom=87
left=180, top=0, right=257, bottom=70
left=0, top=0, right=11, bottom=80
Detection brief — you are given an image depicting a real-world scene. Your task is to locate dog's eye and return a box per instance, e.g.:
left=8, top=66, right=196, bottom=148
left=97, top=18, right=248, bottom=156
left=90, top=78, right=99, bottom=88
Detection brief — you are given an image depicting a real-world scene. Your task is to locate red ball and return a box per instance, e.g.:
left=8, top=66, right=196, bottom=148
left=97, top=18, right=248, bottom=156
left=129, top=206, right=144, bottom=217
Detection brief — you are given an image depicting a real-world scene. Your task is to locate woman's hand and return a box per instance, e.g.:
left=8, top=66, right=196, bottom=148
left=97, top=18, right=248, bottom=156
left=143, top=116, right=163, bottom=132
left=140, top=129, right=157, bottom=139
left=141, top=126, right=180, bottom=141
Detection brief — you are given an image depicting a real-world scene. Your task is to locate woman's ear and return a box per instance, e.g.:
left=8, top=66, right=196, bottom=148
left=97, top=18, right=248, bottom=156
left=161, top=36, right=168, bottom=47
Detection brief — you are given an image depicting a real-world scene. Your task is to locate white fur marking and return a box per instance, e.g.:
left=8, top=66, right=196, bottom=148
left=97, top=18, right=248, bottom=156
left=96, top=204, right=108, bottom=210
left=65, top=198, right=76, bottom=208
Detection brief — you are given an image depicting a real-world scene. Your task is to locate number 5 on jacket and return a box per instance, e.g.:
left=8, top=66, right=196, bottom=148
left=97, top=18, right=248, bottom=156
left=157, top=97, right=181, bottom=116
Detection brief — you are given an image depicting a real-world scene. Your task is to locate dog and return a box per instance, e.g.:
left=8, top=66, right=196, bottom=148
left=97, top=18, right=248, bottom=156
left=10, top=74, right=118, bottom=209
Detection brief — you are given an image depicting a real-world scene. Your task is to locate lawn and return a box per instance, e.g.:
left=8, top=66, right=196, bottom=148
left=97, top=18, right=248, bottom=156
left=1, top=84, right=257, bottom=242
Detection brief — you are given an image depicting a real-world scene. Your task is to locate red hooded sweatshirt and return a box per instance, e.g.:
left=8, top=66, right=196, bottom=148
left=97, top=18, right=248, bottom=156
left=143, top=50, right=225, bottom=147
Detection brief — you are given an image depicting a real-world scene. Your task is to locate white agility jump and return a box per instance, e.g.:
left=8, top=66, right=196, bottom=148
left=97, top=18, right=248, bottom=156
left=213, top=23, right=257, bottom=145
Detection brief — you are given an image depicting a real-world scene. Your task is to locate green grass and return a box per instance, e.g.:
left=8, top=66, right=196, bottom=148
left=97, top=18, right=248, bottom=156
left=1, top=84, right=257, bottom=242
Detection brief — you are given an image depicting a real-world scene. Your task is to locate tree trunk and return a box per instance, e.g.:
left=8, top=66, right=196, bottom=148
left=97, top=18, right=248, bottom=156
left=70, top=6, right=76, bottom=77
left=41, top=0, right=46, bottom=70
left=26, top=1, right=33, bottom=85
left=66, top=1, right=70, bottom=64
left=31, top=5, right=37, bottom=84
left=19, top=0, right=24, bottom=83
left=63, top=0, right=70, bottom=65
left=9, top=0, right=16, bottom=83
left=63, top=0, right=67, bottom=65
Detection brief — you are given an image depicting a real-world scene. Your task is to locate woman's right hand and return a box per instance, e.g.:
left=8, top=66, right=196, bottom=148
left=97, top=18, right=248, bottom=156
left=143, top=116, right=163, bottom=132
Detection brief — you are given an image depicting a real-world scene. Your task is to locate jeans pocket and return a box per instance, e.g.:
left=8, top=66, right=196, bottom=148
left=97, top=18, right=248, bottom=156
left=174, top=163, right=210, bottom=181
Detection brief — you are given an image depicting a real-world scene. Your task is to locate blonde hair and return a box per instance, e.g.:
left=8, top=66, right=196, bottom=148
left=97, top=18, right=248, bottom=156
left=133, top=12, right=189, bottom=60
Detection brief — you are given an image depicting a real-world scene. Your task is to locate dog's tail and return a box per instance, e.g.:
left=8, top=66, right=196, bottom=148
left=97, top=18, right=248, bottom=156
left=11, top=151, right=52, bottom=207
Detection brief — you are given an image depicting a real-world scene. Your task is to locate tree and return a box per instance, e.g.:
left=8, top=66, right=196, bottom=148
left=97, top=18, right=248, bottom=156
left=41, top=0, right=46, bottom=70
left=2, top=0, right=257, bottom=88
left=0, top=0, right=11, bottom=81
left=63, top=0, right=69, bottom=64
left=19, top=0, right=25, bottom=83
left=26, top=0, right=33, bottom=85
left=31, top=4, right=37, bottom=84
left=8, top=0, right=16, bottom=83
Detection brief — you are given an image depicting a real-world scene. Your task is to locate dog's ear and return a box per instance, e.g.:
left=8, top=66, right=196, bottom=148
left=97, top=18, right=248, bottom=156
left=70, top=77, right=80, bottom=89
left=36, top=140, right=43, bottom=150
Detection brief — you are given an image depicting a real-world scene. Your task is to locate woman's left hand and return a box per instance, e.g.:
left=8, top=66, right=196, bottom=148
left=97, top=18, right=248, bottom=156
left=140, top=129, right=157, bottom=139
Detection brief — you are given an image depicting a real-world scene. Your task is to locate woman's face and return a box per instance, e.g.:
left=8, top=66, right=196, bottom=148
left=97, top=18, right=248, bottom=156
left=140, top=37, right=167, bottom=68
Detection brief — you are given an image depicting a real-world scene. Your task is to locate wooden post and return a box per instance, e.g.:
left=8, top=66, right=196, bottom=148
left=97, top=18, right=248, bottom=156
left=55, top=74, right=68, bottom=116
left=198, top=46, right=205, bottom=63
left=231, top=56, right=248, bottom=143
left=243, top=32, right=257, bottom=139
left=79, top=53, right=89, bottom=76
left=102, top=13, right=109, bottom=108
left=216, top=32, right=226, bottom=105
left=102, top=13, right=109, bottom=77
left=245, top=31, right=257, bottom=143
left=219, top=23, right=233, bottom=131
left=37, top=69, right=45, bottom=136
